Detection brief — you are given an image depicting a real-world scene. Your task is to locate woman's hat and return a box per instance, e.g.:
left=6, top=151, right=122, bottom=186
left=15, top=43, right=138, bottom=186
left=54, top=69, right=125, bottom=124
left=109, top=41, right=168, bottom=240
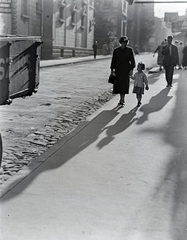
left=119, top=36, right=129, bottom=43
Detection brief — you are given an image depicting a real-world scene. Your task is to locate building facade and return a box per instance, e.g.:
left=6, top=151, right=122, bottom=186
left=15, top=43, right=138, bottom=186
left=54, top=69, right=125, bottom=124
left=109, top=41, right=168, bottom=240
left=0, top=0, right=43, bottom=36
left=42, top=0, right=95, bottom=59
left=96, top=0, right=128, bottom=40
left=0, top=0, right=95, bottom=59
left=101, top=0, right=128, bottom=39
left=166, top=10, right=187, bottom=44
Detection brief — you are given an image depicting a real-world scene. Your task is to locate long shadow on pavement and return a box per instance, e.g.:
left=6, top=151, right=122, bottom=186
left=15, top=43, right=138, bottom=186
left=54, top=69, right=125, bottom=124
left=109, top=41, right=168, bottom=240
left=140, top=71, right=187, bottom=239
left=1, top=107, right=121, bottom=201
left=136, top=87, right=172, bottom=125
left=97, top=107, right=138, bottom=149
left=153, top=80, right=187, bottom=240
left=148, top=71, right=165, bottom=85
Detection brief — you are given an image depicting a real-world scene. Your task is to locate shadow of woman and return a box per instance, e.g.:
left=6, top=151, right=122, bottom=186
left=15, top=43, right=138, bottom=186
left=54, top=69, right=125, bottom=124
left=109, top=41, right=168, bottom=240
left=97, top=107, right=138, bottom=149
left=0, top=107, right=120, bottom=201
left=137, top=88, right=172, bottom=125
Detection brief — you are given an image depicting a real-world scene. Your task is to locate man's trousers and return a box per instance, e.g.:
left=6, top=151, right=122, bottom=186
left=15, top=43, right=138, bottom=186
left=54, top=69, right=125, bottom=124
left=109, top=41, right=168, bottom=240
left=164, top=59, right=175, bottom=85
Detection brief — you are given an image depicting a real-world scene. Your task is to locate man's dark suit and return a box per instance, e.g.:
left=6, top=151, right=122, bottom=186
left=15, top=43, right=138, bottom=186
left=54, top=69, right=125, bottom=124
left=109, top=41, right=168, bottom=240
left=162, top=44, right=179, bottom=86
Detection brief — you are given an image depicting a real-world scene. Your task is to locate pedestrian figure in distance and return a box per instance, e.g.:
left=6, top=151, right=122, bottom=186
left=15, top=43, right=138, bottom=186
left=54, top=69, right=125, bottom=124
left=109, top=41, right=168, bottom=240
left=153, top=41, right=165, bottom=71
left=110, top=36, right=136, bottom=106
left=134, top=44, right=139, bottom=55
left=162, top=35, right=179, bottom=87
left=178, top=41, right=184, bottom=69
left=92, top=40, right=98, bottom=59
left=182, top=43, right=187, bottom=69
left=174, top=39, right=180, bottom=69
left=174, top=40, right=179, bottom=47
left=102, top=42, right=108, bottom=55
left=131, top=62, right=149, bottom=107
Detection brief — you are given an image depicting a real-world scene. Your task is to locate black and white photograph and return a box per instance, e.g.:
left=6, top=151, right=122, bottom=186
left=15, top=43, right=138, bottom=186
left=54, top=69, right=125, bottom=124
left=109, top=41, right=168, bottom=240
left=1, top=0, right=187, bottom=239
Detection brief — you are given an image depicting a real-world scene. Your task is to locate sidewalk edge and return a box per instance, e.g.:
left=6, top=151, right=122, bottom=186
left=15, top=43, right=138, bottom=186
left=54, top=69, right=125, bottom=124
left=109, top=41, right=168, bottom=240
left=0, top=95, right=117, bottom=198
left=40, top=56, right=111, bottom=68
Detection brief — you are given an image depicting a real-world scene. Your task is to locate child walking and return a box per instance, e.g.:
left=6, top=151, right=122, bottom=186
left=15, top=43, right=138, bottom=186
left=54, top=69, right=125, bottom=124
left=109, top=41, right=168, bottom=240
left=132, top=62, right=149, bottom=107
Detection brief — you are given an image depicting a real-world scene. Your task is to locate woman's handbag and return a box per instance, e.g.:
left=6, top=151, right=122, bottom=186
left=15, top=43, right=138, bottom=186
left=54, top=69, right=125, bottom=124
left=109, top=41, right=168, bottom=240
left=108, top=73, right=116, bottom=84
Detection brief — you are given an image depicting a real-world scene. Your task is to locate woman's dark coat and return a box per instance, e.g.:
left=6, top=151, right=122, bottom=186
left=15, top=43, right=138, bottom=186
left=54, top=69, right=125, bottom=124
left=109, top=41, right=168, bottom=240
left=110, top=46, right=135, bottom=94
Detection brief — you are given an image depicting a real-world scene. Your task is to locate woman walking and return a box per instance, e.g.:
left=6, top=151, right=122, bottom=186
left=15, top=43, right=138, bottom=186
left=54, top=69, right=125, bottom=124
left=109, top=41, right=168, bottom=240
left=110, top=36, right=136, bottom=106
left=153, top=41, right=165, bottom=71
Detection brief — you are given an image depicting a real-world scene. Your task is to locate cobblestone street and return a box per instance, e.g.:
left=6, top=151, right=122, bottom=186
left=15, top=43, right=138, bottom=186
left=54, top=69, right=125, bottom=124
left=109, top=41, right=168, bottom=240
left=0, top=54, right=156, bottom=185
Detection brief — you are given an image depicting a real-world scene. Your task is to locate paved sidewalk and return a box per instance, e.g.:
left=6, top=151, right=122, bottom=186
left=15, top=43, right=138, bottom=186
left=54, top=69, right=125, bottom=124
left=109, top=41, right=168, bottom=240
left=40, top=55, right=111, bottom=68
left=1, top=65, right=186, bottom=239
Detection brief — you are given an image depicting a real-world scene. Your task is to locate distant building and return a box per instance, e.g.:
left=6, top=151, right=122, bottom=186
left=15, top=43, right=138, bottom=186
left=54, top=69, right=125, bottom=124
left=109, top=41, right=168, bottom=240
left=153, top=17, right=169, bottom=49
left=127, top=2, right=155, bottom=52
left=93, top=0, right=128, bottom=53
left=167, top=9, right=187, bottom=44
left=99, top=0, right=128, bottom=39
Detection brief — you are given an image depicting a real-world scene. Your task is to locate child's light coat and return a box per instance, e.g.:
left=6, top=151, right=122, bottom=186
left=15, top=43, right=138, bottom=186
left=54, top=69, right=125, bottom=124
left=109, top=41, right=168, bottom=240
left=133, top=72, right=148, bottom=88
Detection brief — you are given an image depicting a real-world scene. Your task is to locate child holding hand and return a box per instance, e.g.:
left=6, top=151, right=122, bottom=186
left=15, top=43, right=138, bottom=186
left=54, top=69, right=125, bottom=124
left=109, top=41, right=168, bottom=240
left=132, top=62, right=149, bottom=107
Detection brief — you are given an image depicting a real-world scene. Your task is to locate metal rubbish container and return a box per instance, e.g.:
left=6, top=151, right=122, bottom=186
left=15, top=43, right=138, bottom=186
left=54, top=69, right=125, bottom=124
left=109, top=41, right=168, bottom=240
left=0, top=35, right=42, bottom=167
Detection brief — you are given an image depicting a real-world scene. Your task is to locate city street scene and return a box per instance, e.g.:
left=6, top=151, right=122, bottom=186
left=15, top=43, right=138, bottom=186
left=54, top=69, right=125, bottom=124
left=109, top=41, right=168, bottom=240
left=1, top=0, right=187, bottom=239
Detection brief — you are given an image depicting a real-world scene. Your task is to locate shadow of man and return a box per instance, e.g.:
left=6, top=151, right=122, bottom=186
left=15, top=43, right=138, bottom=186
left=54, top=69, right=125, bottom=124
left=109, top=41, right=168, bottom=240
left=137, top=88, right=172, bottom=125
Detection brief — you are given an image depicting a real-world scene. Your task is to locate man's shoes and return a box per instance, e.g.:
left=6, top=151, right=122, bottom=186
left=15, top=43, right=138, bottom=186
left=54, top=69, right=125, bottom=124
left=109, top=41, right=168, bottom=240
left=166, top=84, right=170, bottom=87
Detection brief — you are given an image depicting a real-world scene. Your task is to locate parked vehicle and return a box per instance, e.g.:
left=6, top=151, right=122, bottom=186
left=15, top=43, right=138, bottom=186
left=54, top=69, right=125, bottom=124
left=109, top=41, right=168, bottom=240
left=0, top=35, right=42, bottom=167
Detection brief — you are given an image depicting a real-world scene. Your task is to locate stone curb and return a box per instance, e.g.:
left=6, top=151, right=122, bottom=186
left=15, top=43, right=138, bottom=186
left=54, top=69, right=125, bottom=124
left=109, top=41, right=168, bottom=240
left=40, top=56, right=112, bottom=68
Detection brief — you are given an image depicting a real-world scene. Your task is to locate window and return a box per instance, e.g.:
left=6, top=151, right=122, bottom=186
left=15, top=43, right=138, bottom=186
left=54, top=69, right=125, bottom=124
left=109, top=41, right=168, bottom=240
left=59, top=0, right=67, bottom=7
left=59, top=7, right=64, bottom=22
left=89, top=18, right=95, bottom=32
left=81, top=12, right=87, bottom=29
left=21, top=0, right=28, bottom=16
left=36, top=0, right=43, bottom=14
left=59, top=1, right=67, bottom=23
left=89, top=20, right=92, bottom=32
left=104, top=0, right=111, bottom=7
left=81, top=4, right=87, bottom=29
left=81, top=15, right=85, bottom=29
left=59, top=0, right=67, bottom=22
left=123, top=0, right=127, bottom=11
left=81, top=0, right=87, bottom=7
left=71, top=4, right=78, bottom=26
left=21, top=0, right=29, bottom=20
left=122, top=21, right=126, bottom=36
left=89, top=0, right=94, bottom=6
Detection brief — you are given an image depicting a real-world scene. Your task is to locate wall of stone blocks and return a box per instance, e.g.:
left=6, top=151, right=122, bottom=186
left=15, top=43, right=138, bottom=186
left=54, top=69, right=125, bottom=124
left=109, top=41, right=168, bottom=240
left=10, top=0, right=42, bottom=36
left=50, top=0, right=94, bottom=59
left=28, top=0, right=42, bottom=36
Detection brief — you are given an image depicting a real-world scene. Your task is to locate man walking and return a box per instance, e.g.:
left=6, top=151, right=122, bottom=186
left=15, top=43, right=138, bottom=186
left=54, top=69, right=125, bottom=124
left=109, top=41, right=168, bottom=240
left=162, top=35, right=179, bottom=87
